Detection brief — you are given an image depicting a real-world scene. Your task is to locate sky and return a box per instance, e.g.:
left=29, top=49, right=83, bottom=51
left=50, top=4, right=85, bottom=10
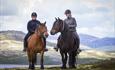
left=0, top=0, right=115, bottom=38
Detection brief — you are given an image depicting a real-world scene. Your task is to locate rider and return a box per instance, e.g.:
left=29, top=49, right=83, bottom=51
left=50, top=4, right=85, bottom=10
left=23, top=12, right=48, bottom=52
left=54, top=9, right=81, bottom=53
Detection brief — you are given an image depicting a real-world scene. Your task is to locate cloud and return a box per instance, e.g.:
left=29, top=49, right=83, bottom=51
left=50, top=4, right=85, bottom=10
left=0, top=0, right=114, bottom=38
left=78, top=24, right=115, bottom=38
left=0, top=0, right=19, bottom=16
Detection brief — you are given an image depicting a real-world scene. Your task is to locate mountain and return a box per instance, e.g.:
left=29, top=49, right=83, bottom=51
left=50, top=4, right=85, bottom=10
left=0, top=30, right=115, bottom=51
left=0, top=30, right=25, bottom=41
left=79, top=34, right=115, bottom=50
left=0, top=30, right=55, bottom=46
left=89, top=37, right=115, bottom=48
left=0, top=30, right=115, bottom=65
left=79, top=34, right=99, bottom=46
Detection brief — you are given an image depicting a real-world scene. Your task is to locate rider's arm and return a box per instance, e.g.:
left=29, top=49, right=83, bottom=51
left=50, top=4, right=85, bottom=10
left=69, top=18, right=77, bottom=28
left=27, top=21, right=34, bottom=33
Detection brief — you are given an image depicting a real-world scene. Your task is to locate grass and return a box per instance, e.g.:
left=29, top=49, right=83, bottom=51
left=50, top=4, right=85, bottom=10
left=0, top=58, right=115, bottom=70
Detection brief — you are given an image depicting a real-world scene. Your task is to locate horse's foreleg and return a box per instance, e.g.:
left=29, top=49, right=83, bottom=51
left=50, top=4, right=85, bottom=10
left=27, top=51, right=35, bottom=70
left=60, top=51, right=66, bottom=69
left=72, top=51, right=77, bottom=68
left=27, top=51, right=33, bottom=69
left=68, top=52, right=73, bottom=68
left=64, top=53, right=68, bottom=66
left=68, top=51, right=76, bottom=68
left=40, top=51, right=44, bottom=69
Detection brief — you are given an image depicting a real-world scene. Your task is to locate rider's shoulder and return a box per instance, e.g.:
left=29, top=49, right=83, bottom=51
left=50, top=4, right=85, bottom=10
left=64, top=18, right=68, bottom=21
left=71, top=17, right=76, bottom=21
left=35, top=20, right=40, bottom=23
left=28, top=20, right=33, bottom=23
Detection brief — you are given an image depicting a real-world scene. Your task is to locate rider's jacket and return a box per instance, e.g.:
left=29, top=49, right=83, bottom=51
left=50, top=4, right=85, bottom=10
left=64, top=17, right=77, bottom=32
left=27, top=19, right=40, bottom=33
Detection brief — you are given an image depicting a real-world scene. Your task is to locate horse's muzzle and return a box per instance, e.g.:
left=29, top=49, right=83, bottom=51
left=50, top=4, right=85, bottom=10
left=50, top=30, right=56, bottom=35
left=44, top=32, right=49, bottom=38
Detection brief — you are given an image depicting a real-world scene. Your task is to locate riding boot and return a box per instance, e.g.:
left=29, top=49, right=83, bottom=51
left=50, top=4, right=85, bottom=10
left=54, top=35, right=62, bottom=52
left=23, top=39, right=28, bottom=52
left=23, top=33, right=31, bottom=52
left=73, top=32, right=81, bottom=54
left=43, top=37, right=48, bottom=52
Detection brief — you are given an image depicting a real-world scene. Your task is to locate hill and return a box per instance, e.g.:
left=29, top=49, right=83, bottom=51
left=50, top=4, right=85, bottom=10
left=0, top=30, right=25, bottom=41
left=79, top=34, right=99, bottom=46
left=0, top=30, right=115, bottom=51
left=90, top=37, right=115, bottom=48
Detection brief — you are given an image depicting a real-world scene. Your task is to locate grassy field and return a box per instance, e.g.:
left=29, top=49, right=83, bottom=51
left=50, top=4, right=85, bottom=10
left=0, top=58, right=115, bottom=70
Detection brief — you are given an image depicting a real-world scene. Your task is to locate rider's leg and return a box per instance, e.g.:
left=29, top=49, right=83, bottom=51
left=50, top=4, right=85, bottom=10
left=43, top=37, right=48, bottom=51
left=23, top=33, right=31, bottom=52
left=54, top=35, right=61, bottom=51
left=74, top=32, right=81, bottom=54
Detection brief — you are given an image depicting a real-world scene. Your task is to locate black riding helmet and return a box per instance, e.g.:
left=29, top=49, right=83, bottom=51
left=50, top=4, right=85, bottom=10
left=65, top=9, right=71, bottom=14
left=31, top=12, right=37, bottom=17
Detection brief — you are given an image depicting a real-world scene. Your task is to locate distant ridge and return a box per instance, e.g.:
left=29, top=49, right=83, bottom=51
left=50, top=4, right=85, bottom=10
left=0, top=30, right=115, bottom=50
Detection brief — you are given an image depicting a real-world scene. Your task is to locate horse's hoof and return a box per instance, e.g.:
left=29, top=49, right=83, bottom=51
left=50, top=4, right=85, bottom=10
left=28, top=68, right=35, bottom=70
left=61, top=66, right=67, bottom=69
left=40, top=67, right=44, bottom=69
left=69, top=66, right=76, bottom=69
left=28, top=69, right=34, bottom=70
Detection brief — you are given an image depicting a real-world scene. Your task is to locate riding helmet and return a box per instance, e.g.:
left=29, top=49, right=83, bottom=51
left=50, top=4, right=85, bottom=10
left=31, top=12, right=37, bottom=17
left=65, top=9, right=71, bottom=14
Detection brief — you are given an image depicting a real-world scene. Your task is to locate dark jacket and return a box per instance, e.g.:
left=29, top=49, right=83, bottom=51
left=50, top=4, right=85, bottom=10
left=27, top=20, right=40, bottom=33
left=64, top=17, right=77, bottom=32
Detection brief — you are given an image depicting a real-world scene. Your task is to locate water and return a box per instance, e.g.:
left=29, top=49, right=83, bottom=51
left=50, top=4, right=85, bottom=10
left=0, top=64, right=60, bottom=68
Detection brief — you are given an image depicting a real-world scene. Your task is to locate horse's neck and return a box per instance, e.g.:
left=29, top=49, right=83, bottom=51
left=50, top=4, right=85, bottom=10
left=61, top=24, right=69, bottom=40
left=34, top=32, right=41, bottom=40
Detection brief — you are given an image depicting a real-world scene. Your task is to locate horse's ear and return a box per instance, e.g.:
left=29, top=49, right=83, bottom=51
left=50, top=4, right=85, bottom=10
left=55, top=17, right=57, bottom=20
left=58, top=17, right=60, bottom=20
left=44, top=21, right=46, bottom=25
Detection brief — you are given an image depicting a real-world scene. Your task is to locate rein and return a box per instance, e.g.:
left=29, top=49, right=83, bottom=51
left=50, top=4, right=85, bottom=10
left=61, top=21, right=65, bottom=32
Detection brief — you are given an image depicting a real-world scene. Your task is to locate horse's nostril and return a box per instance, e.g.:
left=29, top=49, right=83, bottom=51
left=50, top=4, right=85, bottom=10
left=46, top=33, right=49, bottom=37
left=50, top=31, right=54, bottom=35
left=50, top=31, right=53, bottom=35
left=50, top=30, right=55, bottom=35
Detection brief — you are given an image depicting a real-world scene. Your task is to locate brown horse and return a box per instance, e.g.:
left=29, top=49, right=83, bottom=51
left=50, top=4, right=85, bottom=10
left=50, top=18, right=80, bottom=69
left=27, top=22, right=48, bottom=70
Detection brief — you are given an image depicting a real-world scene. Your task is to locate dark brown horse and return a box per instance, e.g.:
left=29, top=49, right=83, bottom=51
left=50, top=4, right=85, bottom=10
left=27, top=22, right=48, bottom=70
left=50, top=18, right=80, bottom=69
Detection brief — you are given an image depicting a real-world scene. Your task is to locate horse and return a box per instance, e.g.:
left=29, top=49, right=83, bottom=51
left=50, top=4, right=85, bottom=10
left=27, top=22, right=49, bottom=70
left=50, top=17, right=80, bottom=69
